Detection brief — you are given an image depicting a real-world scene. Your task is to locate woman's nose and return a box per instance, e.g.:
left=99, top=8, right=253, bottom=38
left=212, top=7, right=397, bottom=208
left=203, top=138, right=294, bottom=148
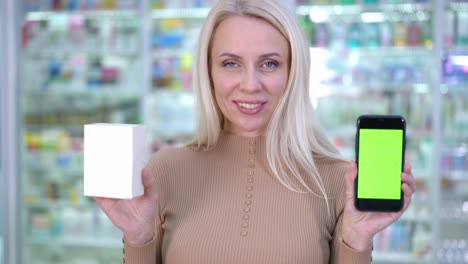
left=240, top=67, right=261, bottom=92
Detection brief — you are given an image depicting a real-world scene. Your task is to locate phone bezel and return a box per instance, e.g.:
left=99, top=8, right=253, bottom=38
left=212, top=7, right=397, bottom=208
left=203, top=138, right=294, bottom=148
left=355, top=115, right=406, bottom=212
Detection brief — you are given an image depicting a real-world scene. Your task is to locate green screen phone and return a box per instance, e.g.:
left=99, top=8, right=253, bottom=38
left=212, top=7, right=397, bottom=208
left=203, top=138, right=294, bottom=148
left=355, top=115, right=406, bottom=212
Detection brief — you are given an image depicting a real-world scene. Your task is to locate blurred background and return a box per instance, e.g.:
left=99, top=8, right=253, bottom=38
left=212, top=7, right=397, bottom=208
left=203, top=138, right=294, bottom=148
left=0, top=0, right=467, bottom=263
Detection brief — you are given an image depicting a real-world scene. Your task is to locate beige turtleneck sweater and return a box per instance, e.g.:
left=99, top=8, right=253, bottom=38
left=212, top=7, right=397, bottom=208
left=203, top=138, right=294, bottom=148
left=123, top=132, right=372, bottom=263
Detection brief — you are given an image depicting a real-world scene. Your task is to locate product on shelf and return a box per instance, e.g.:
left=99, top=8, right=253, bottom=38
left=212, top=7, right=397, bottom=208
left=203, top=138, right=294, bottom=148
left=299, top=2, right=433, bottom=49
left=437, top=239, right=468, bottom=263
left=150, top=17, right=202, bottom=91
left=22, top=12, right=142, bottom=93
left=21, top=9, right=143, bottom=257
left=443, top=52, right=468, bottom=84
left=456, top=12, right=468, bottom=46
left=144, top=90, right=196, bottom=144
left=151, top=0, right=217, bottom=9
left=23, top=0, right=139, bottom=12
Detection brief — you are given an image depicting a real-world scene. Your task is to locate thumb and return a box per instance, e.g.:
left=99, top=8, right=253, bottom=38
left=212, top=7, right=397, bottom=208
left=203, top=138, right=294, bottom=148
left=141, top=168, right=156, bottom=198
left=345, top=162, right=357, bottom=201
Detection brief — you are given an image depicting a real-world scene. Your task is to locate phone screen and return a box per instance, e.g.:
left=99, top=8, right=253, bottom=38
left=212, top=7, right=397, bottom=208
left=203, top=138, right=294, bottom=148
left=357, top=128, right=403, bottom=200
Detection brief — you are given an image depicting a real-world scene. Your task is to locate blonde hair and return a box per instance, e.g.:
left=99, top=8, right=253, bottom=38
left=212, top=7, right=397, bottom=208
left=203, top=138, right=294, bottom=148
left=192, top=0, right=343, bottom=206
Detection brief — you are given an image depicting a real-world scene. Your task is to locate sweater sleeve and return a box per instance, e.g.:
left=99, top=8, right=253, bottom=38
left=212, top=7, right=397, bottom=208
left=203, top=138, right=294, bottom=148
left=123, top=235, right=158, bottom=264
left=122, top=209, right=163, bottom=264
left=329, top=211, right=373, bottom=263
left=122, top=152, right=167, bottom=264
left=329, top=161, right=373, bottom=264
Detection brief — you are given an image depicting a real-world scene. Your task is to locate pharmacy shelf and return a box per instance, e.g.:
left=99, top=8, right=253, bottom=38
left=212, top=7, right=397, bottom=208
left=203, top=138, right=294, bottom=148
left=29, top=237, right=122, bottom=249
left=151, top=7, right=210, bottom=19
left=148, top=3, right=434, bottom=21
left=449, top=2, right=468, bottom=12
left=25, top=200, right=94, bottom=210
left=442, top=171, right=468, bottom=180
left=23, top=88, right=141, bottom=97
left=152, top=49, right=194, bottom=59
left=440, top=219, right=468, bottom=225
left=316, top=83, right=431, bottom=96
left=297, top=3, right=432, bottom=14
left=25, top=10, right=139, bottom=21
left=310, top=46, right=433, bottom=57
left=24, top=49, right=140, bottom=59
left=24, top=124, right=87, bottom=132
left=442, top=84, right=468, bottom=95
left=297, top=3, right=431, bottom=23
left=399, top=215, right=432, bottom=224
left=448, top=46, right=468, bottom=52
left=22, top=89, right=140, bottom=115
left=373, top=252, right=430, bottom=264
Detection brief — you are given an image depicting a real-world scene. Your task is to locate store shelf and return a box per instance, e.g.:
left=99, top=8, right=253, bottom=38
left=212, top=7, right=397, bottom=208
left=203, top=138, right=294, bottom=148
left=151, top=8, right=210, bottom=19
left=25, top=200, right=93, bottom=210
left=29, top=237, right=122, bottom=249
left=24, top=124, right=87, bottom=131
left=22, top=88, right=140, bottom=115
left=373, top=252, right=430, bottom=263
left=441, top=219, right=468, bottom=225
left=311, top=46, right=433, bottom=56
left=23, top=88, right=140, bottom=97
left=297, top=3, right=432, bottom=14
left=297, top=3, right=431, bottom=23
left=449, top=2, right=468, bottom=12
left=441, top=84, right=468, bottom=95
left=149, top=3, right=433, bottom=21
left=24, top=150, right=82, bottom=161
left=25, top=10, right=139, bottom=21
left=442, top=171, right=468, bottom=180
left=399, top=214, right=432, bottom=224
left=316, top=83, right=431, bottom=96
left=447, top=46, right=468, bottom=52
left=152, top=48, right=193, bottom=59
left=24, top=49, right=140, bottom=59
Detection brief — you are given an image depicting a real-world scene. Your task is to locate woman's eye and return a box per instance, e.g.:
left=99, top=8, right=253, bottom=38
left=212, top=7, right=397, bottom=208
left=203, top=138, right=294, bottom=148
left=223, top=61, right=239, bottom=68
left=262, top=61, right=278, bottom=69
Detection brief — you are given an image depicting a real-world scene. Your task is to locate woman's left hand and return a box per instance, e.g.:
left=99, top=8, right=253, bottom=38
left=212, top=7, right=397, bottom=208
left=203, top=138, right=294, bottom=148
left=340, top=162, right=416, bottom=251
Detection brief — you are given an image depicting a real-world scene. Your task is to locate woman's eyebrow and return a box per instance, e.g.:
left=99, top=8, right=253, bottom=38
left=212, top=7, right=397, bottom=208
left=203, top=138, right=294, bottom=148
left=219, top=52, right=282, bottom=58
left=219, top=53, right=242, bottom=59
left=259, top=52, right=282, bottom=59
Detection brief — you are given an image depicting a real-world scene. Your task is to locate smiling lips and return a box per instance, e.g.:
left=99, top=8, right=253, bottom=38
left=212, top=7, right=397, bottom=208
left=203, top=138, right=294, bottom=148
left=235, top=101, right=266, bottom=115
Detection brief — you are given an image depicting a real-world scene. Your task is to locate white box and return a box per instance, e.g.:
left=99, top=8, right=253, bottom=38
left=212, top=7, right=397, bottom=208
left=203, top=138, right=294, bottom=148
left=84, top=123, right=146, bottom=199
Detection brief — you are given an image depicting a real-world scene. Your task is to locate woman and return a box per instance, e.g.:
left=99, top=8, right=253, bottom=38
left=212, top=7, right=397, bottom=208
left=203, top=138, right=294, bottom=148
left=95, top=0, right=415, bottom=263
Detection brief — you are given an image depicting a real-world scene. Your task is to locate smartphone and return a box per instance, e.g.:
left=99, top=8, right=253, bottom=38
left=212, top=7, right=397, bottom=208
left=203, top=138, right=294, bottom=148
left=355, top=115, right=406, bottom=212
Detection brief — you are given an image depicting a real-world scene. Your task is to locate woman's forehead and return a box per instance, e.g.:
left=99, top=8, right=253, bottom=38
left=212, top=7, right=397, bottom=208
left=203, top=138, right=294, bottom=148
left=210, top=16, right=289, bottom=56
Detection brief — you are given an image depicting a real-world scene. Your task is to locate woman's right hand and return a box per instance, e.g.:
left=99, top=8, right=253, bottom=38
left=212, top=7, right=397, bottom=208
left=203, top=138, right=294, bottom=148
left=94, top=168, right=158, bottom=246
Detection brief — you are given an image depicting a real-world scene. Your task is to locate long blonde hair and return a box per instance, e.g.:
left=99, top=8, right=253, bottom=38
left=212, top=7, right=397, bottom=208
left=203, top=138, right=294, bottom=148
left=192, top=0, right=343, bottom=204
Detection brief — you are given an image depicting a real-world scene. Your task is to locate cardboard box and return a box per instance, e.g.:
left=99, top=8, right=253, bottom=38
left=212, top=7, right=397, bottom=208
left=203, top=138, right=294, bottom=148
left=84, top=123, right=145, bottom=199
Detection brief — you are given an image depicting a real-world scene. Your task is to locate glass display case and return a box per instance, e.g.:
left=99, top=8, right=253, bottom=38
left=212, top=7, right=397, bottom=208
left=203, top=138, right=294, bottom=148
left=0, top=1, right=15, bottom=262
left=437, top=1, right=468, bottom=264
left=1, top=40, right=4, bottom=264
left=1, top=2, right=5, bottom=263
left=1, top=97, right=4, bottom=264
left=19, top=1, right=144, bottom=263
left=144, top=5, right=211, bottom=148
left=298, top=1, right=434, bottom=263
left=9, top=0, right=466, bottom=263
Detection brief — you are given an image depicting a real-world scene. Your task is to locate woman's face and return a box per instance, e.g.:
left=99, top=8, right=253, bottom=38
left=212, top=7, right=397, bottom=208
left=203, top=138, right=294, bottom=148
left=210, top=15, right=290, bottom=137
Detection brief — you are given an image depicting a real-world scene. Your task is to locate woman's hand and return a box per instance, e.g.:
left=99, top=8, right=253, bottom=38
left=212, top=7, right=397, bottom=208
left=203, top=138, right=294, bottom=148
left=341, top=162, right=416, bottom=251
left=94, top=168, right=158, bottom=246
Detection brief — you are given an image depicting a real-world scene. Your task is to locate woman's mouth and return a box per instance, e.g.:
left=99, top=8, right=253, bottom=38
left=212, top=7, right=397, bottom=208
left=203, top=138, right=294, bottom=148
left=235, top=101, right=265, bottom=115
